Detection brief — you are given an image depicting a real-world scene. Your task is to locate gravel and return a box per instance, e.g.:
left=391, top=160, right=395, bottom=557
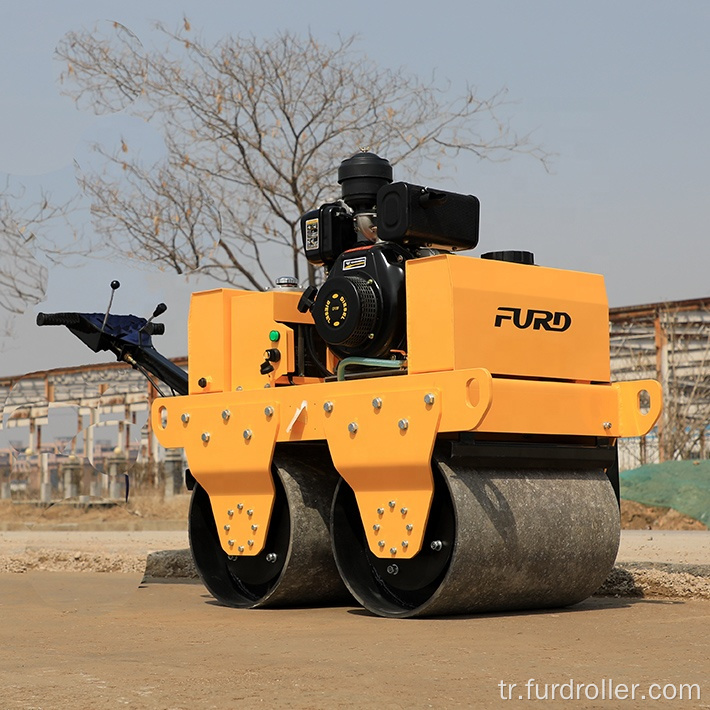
left=1, top=529, right=708, bottom=600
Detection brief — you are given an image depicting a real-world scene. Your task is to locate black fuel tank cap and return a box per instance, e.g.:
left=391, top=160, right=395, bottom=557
left=480, top=250, right=535, bottom=265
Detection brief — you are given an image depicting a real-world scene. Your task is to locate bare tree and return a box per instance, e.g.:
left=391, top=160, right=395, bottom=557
left=0, top=182, right=82, bottom=345
left=56, top=23, right=551, bottom=289
left=0, top=186, right=65, bottom=315
left=0, top=193, right=47, bottom=317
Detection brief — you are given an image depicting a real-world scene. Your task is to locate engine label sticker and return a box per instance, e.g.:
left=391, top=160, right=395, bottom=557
left=324, top=293, right=348, bottom=327
left=305, top=219, right=319, bottom=250
left=343, top=256, right=367, bottom=270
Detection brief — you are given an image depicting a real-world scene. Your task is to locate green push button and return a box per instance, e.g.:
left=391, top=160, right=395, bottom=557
left=269, top=330, right=280, bottom=342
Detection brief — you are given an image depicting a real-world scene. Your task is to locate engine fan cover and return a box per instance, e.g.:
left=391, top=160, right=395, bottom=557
left=312, top=243, right=408, bottom=359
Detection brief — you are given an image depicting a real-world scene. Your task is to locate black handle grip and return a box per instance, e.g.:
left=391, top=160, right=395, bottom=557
left=36, top=312, right=82, bottom=327
left=144, top=322, right=165, bottom=336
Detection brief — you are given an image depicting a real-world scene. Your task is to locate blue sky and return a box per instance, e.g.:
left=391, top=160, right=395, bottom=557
left=1, top=0, right=708, bottom=376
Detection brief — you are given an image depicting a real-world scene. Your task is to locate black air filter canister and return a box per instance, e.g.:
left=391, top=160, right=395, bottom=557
left=338, top=152, right=393, bottom=210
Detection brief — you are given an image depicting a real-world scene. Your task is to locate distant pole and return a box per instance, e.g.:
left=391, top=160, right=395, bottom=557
left=164, top=448, right=184, bottom=497
left=40, top=452, right=52, bottom=503
left=654, top=309, right=668, bottom=461
left=0, top=471, right=10, bottom=500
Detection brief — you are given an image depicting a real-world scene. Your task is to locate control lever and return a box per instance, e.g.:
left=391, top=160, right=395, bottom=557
left=139, top=302, right=168, bottom=336
left=101, top=280, right=121, bottom=333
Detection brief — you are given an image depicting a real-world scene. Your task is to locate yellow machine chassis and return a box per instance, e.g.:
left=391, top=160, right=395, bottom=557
left=151, top=255, right=661, bottom=560
left=153, top=371, right=659, bottom=559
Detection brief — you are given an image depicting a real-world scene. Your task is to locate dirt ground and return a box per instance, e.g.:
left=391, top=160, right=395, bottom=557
left=620, top=500, right=708, bottom=531
left=1, top=495, right=708, bottom=708
left=1, top=495, right=705, bottom=530
left=0, top=496, right=707, bottom=588
left=1, top=573, right=708, bottom=710
left=0, top=495, right=191, bottom=529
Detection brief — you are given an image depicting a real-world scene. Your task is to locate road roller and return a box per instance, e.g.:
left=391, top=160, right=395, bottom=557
left=38, top=152, right=661, bottom=617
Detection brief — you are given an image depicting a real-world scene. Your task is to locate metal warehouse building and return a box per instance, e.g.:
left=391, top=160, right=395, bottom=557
left=610, top=297, right=710, bottom=469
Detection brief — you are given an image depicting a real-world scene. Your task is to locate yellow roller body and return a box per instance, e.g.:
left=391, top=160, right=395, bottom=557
left=152, top=254, right=661, bottom=559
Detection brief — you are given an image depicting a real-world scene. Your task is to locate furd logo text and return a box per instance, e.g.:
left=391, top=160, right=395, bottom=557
left=494, top=306, right=572, bottom=332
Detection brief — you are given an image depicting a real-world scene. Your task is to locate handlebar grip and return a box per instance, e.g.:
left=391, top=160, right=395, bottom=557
left=149, top=323, right=165, bottom=336
left=36, top=312, right=82, bottom=327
